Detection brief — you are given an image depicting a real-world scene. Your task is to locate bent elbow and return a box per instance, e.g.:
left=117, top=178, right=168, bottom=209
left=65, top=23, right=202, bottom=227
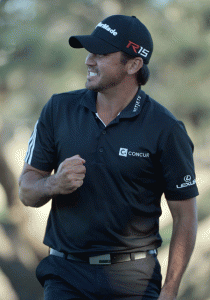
left=18, top=185, right=36, bottom=207
left=19, top=188, right=30, bottom=207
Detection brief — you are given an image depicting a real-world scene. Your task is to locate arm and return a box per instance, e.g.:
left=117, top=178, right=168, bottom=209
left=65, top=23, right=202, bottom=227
left=158, top=197, right=197, bottom=300
left=19, top=155, right=86, bottom=208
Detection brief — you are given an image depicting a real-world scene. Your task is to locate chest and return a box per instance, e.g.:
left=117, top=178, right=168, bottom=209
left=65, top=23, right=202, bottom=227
left=54, top=109, right=159, bottom=180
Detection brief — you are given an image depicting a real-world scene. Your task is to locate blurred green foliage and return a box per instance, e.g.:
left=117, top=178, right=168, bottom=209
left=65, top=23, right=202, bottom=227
left=1, top=0, right=210, bottom=145
left=0, top=1, right=210, bottom=299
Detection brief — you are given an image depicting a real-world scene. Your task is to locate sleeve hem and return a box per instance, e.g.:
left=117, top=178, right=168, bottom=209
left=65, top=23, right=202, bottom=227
left=165, top=188, right=199, bottom=201
left=25, top=160, right=54, bottom=173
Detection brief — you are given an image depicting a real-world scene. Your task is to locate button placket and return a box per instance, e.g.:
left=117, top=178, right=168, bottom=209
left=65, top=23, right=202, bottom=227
left=97, top=129, right=108, bottom=155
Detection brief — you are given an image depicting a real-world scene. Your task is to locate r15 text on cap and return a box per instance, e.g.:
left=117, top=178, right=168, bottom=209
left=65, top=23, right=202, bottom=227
left=126, top=41, right=150, bottom=58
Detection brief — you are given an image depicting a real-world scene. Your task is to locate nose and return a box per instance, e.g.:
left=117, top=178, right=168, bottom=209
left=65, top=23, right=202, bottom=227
left=85, top=53, right=97, bottom=66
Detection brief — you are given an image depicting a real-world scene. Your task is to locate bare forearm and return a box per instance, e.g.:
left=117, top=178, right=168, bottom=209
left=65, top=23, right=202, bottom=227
left=19, top=172, right=56, bottom=207
left=19, top=157, right=86, bottom=208
left=160, top=217, right=197, bottom=298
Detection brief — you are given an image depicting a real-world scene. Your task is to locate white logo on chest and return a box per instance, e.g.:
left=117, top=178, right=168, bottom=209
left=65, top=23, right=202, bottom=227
left=119, top=148, right=149, bottom=158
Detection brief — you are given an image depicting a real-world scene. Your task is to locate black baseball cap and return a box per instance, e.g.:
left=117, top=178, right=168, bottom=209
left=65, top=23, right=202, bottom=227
left=69, top=15, right=153, bottom=64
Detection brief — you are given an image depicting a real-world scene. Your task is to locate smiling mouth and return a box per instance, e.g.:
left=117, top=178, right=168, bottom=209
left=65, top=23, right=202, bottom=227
left=87, top=71, right=98, bottom=81
left=89, top=72, right=97, bottom=77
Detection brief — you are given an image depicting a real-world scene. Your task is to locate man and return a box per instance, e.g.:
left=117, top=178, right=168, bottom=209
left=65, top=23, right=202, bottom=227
left=19, top=15, right=198, bottom=300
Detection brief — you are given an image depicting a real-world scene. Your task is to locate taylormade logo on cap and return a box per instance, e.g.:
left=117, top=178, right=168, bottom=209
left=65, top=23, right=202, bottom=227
left=69, top=15, right=153, bottom=64
left=96, top=22, right=118, bottom=36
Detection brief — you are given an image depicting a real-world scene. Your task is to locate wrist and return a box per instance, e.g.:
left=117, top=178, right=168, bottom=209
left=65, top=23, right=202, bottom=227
left=161, top=282, right=179, bottom=298
left=44, top=174, right=59, bottom=197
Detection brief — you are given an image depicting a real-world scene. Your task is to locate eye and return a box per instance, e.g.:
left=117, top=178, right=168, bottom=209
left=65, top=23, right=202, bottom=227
left=96, top=54, right=109, bottom=58
left=97, top=54, right=105, bottom=58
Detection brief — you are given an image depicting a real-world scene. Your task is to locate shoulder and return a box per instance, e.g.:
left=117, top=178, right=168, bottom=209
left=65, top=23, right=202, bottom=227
left=38, top=89, right=90, bottom=123
left=141, top=94, right=191, bottom=148
left=41, top=89, right=92, bottom=117
left=50, top=88, right=89, bottom=106
left=144, top=94, right=180, bottom=129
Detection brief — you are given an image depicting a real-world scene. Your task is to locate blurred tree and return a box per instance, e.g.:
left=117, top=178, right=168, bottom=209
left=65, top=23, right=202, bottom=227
left=0, top=1, right=210, bottom=299
left=1, top=0, right=210, bottom=135
left=142, top=0, right=210, bottom=135
left=0, top=149, right=16, bottom=207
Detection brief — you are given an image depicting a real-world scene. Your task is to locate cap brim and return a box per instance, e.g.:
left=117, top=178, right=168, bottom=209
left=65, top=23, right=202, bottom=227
left=69, top=35, right=119, bottom=55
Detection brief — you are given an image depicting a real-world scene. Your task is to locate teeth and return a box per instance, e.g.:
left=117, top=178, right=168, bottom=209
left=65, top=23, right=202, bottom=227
left=90, top=72, right=97, bottom=76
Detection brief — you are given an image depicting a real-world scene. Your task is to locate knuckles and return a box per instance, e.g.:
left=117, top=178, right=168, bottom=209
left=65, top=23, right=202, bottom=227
left=56, top=156, right=86, bottom=194
left=61, top=160, right=86, bottom=172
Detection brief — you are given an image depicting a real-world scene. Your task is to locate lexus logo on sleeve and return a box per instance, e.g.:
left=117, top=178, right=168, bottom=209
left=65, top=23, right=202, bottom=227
left=176, top=175, right=196, bottom=189
left=184, top=175, right=191, bottom=182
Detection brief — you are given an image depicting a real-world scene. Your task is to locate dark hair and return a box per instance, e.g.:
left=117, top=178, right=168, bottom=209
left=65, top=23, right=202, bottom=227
left=120, top=52, right=150, bottom=86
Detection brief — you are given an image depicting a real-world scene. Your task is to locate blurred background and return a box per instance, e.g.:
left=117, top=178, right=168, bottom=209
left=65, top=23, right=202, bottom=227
left=0, top=0, right=210, bottom=299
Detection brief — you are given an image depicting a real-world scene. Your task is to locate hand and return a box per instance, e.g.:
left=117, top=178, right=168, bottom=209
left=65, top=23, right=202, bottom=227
left=53, top=155, right=86, bottom=194
left=158, top=286, right=177, bottom=300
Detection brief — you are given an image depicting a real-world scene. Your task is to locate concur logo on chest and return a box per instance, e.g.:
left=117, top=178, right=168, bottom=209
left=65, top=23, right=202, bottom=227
left=119, top=148, right=150, bottom=158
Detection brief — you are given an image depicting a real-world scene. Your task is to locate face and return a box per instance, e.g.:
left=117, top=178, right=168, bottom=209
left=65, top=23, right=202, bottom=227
left=85, top=52, right=128, bottom=92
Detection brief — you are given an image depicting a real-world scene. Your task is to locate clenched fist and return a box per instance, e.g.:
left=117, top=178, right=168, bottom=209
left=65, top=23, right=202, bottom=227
left=54, top=155, right=86, bottom=194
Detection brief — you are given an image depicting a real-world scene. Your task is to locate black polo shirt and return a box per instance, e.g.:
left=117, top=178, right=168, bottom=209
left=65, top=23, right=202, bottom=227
left=25, top=88, right=199, bottom=255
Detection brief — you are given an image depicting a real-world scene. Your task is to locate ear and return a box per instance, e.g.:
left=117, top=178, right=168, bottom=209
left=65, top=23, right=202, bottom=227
left=126, top=57, right=143, bottom=75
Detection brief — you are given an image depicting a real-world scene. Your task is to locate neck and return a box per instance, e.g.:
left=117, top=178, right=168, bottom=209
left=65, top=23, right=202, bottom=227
left=96, top=81, right=139, bottom=126
left=97, top=81, right=139, bottom=112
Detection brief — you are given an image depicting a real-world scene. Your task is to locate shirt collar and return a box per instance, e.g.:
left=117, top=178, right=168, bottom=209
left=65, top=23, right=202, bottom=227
left=119, top=88, right=146, bottom=118
left=80, top=89, right=97, bottom=113
left=80, top=88, right=146, bottom=118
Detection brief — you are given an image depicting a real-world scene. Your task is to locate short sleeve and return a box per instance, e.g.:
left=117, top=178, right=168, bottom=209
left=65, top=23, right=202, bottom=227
left=25, top=96, right=56, bottom=171
left=159, top=121, right=199, bottom=200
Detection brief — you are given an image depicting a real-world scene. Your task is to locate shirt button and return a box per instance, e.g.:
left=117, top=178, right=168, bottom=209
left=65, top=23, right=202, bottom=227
left=99, top=148, right=104, bottom=153
left=102, top=130, right=106, bottom=135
